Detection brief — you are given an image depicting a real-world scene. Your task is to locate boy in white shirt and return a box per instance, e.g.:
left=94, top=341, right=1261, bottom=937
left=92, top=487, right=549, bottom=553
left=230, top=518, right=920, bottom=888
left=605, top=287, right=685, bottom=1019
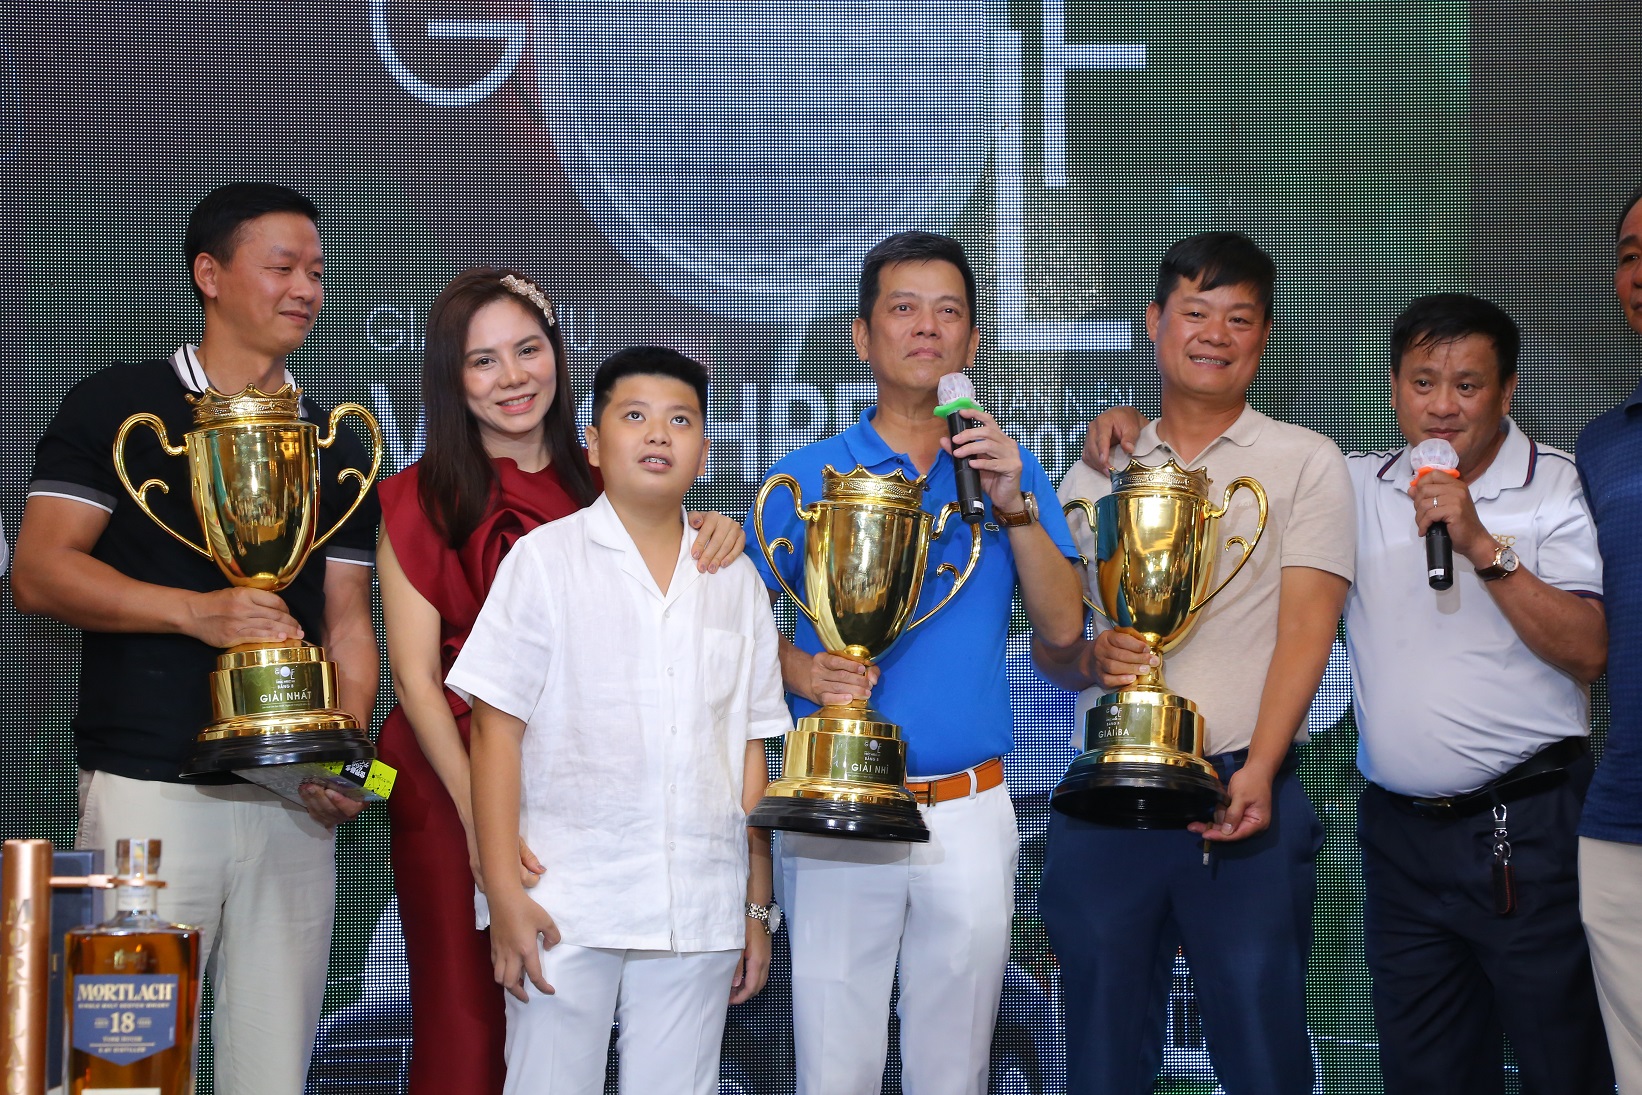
left=450, top=346, right=790, bottom=1095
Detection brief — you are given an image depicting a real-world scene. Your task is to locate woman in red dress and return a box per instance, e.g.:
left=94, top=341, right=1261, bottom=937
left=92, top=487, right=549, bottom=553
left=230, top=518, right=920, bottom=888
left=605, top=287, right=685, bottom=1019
left=375, top=268, right=744, bottom=1092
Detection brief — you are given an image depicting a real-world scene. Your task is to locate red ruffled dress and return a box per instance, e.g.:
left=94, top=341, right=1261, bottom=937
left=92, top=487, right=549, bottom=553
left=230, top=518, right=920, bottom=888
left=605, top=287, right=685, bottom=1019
left=376, top=457, right=591, bottom=1094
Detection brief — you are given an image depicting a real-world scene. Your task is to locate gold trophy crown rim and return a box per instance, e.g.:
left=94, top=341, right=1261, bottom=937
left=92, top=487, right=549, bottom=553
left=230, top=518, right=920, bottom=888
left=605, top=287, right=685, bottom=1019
left=1109, top=456, right=1213, bottom=498
left=819, top=464, right=928, bottom=508
left=188, top=383, right=304, bottom=426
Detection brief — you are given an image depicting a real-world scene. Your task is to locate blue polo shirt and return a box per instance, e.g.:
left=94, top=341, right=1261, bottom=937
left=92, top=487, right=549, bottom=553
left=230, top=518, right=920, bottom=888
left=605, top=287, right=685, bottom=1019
left=746, top=408, right=1079, bottom=777
left=1579, top=376, right=1642, bottom=843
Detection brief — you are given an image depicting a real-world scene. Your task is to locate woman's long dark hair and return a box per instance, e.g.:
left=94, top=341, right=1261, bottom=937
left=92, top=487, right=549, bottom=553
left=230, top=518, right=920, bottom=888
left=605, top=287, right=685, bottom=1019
left=417, top=267, right=599, bottom=548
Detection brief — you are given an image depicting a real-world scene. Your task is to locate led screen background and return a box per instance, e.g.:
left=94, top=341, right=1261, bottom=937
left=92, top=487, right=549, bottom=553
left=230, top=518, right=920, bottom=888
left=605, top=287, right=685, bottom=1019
left=1, top=2, right=1637, bottom=1091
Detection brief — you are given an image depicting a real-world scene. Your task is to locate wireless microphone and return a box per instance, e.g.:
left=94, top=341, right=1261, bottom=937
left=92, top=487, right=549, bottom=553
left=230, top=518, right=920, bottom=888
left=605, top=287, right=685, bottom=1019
left=934, top=373, right=986, bottom=524
left=1408, top=437, right=1460, bottom=591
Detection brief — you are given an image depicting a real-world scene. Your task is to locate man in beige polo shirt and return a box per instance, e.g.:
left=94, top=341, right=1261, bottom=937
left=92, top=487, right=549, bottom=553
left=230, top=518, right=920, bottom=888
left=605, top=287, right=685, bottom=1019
left=1032, top=231, right=1354, bottom=1095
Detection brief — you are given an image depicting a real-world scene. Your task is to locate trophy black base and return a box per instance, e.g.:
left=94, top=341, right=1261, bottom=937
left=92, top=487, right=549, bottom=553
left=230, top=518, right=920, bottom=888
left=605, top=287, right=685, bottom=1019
left=1056, top=687, right=1227, bottom=827
left=749, top=712, right=931, bottom=842
left=748, top=795, right=930, bottom=842
left=185, top=643, right=378, bottom=776
left=181, top=723, right=376, bottom=777
left=1051, top=757, right=1225, bottom=828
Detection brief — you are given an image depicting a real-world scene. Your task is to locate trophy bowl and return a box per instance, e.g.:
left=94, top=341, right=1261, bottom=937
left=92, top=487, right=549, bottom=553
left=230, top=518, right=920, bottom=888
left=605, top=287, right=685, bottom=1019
left=750, top=465, right=982, bottom=841
left=1056, top=458, right=1267, bottom=827
left=114, top=385, right=383, bottom=775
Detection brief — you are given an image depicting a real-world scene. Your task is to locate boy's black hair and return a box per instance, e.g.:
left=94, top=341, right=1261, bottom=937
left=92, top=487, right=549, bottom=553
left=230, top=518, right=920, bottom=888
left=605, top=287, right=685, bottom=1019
left=591, top=346, right=709, bottom=425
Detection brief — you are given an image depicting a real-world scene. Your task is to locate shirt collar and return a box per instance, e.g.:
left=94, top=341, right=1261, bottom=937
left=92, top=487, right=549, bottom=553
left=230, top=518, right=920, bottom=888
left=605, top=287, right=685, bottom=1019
left=583, top=493, right=702, bottom=601
left=839, top=406, right=951, bottom=479
left=1131, top=403, right=1267, bottom=465
left=1375, top=417, right=1534, bottom=501
left=841, top=406, right=900, bottom=468
left=171, top=345, right=303, bottom=414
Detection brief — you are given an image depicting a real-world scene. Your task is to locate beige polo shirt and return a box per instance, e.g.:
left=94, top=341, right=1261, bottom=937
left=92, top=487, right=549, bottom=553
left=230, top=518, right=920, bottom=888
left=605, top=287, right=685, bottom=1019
left=1058, top=404, right=1355, bottom=755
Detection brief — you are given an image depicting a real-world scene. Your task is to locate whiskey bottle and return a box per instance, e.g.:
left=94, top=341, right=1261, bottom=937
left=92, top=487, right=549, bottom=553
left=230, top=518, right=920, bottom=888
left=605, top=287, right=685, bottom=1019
left=63, top=839, right=201, bottom=1095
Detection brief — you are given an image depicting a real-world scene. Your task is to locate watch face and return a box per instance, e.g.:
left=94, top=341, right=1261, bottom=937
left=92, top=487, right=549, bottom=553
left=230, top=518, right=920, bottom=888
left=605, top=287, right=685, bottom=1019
left=1500, top=546, right=1519, bottom=572
left=767, top=903, right=782, bottom=934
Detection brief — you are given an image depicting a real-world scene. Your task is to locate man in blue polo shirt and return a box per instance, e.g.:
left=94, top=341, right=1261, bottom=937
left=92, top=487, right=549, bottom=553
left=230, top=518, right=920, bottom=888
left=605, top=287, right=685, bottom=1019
left=1577, top=180, right=1642, bottom=1095
left=748, top=230, right=1085, bottom=1094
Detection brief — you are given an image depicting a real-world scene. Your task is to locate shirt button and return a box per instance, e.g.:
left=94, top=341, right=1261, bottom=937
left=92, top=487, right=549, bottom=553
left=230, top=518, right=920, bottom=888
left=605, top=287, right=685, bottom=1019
left=669, top=726, right=678, bottom=735
left=668, top=841, right=676, bottom=851
left=668, top=783, right=677, bottom=793
left=666, top=666, right=674, bottom=676
left=663, top=608, right=670, bottom=619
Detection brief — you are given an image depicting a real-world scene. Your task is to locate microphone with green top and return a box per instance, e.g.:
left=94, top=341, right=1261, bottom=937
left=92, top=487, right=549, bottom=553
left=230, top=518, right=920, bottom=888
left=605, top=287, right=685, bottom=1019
left=935, top=372, right=986, bottom=525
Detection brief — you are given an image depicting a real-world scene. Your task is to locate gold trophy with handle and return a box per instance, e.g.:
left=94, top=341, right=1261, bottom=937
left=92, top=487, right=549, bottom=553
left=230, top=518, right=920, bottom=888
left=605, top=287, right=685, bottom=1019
left=751, top=465, right=983, bottom=841
left=1058, top=457, right=1267, bottom=826
left=113, top=384, right=382, bottom=775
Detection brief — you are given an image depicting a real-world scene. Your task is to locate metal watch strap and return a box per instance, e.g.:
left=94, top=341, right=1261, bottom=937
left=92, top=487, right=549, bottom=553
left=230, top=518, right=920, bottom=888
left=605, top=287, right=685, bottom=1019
left=744, top=901, right=779, bottom=936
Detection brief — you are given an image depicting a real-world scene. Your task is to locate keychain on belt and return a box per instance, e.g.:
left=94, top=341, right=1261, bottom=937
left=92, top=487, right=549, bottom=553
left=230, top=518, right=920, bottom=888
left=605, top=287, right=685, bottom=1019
left=1491, top=802, right=1516, bottom=916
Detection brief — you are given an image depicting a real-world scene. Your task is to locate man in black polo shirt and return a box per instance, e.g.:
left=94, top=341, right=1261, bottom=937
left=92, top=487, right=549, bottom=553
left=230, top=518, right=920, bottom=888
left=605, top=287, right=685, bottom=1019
left=12, top=182, right=379, bottom=1093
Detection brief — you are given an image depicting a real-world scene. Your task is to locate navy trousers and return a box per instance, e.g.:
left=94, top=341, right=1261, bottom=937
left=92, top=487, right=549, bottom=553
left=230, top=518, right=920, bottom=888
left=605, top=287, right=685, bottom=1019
left=1359, top=753, right=1612, bottom=1095
left=1040, top=752, right=1323, bottom=1095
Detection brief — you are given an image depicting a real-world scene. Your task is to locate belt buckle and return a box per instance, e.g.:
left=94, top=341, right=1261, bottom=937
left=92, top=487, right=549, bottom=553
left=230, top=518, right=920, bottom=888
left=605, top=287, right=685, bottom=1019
left=908, top=781, right=936, bottom=806
left=1411, top=794, right=1459, bottom=815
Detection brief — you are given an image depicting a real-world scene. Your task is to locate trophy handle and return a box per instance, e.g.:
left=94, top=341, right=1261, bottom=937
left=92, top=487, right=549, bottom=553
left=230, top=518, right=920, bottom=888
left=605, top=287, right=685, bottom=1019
left=1190, top=476, right=1269, bottom=614
left=1062, top=497, right=1115, bottom=624
left=905, top=504, right=983, bottom=632
left=753, top=473, right=820, bottom=625
left=311, top=403, right=386, bottom=552
left=111, top=413, right=212, bottom=560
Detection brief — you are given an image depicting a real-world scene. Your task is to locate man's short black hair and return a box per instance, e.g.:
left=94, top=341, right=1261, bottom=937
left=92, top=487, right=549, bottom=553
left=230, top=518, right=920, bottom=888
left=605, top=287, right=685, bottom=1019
left=1390, top=292, right=1521, bottom=383
left=184, top=183, right=320, bottom=304
left=1618, top=182, right=1642, bottom=240
left=591, top=346, right=709, bottom=426
left=858, top=230, right=977, bottom=324
left=1153, top=231, right=1276, bottom=320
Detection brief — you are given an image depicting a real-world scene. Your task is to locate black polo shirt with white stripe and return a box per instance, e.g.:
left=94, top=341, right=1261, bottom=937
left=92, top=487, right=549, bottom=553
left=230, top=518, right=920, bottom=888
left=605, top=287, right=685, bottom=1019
left=28, top=347, right=379, bottom=782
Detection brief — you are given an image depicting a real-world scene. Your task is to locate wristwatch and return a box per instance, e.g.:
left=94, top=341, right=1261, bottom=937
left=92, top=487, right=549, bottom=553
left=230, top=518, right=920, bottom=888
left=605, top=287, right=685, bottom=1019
left=745, top=901, right=782, bottom=936
left=1475, top=544, right=1520, bottom=581
left=993, top=492, right=1039, bottom=528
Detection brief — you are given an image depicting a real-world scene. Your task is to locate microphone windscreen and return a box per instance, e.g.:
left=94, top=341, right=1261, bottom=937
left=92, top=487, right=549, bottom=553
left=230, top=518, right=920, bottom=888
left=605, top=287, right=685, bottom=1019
left=936, top=372, right=976, bottom=406
left=1409, top=437, right=1459, bottom=472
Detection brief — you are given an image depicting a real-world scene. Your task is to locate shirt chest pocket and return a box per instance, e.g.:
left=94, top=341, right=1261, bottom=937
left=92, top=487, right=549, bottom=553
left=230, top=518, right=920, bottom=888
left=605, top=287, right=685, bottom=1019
left=697, top=627, right=749, bottom=719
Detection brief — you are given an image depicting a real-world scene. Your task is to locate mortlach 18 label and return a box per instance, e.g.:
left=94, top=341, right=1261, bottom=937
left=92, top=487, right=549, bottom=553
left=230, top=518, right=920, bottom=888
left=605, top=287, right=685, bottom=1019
left=71, top=975, right=179, bottom=1064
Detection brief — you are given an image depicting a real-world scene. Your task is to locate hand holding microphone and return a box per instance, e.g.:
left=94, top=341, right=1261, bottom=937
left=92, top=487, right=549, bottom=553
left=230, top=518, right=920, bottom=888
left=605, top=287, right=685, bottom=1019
left=935, top=372, right=989, bottom=524
left=1407, top=438, right=1462, bottom=590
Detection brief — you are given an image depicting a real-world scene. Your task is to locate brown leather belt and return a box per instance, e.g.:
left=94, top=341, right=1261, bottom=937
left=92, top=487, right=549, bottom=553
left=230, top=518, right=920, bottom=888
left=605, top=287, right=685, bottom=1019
left=906, top=757, right=1005, bottom=806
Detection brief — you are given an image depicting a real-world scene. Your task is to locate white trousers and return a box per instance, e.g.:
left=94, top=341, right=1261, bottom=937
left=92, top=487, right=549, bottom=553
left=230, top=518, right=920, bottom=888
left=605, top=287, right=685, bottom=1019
left=78, top=770, right=336, bottom=1095
left=1580, top=836, right=1642, bottom=1094
left=502, top=945, right=742, bottom=1095
left=777, top=783, right=1019, bottom=1095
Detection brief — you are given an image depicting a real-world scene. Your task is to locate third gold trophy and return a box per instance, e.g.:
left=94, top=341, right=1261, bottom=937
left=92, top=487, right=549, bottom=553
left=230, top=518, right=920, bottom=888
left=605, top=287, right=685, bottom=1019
left=113, top=384, right=382, bottom=775
left=1058, top=457, right=1267, bottom=826
left=750, top=465, right=983, bottom=841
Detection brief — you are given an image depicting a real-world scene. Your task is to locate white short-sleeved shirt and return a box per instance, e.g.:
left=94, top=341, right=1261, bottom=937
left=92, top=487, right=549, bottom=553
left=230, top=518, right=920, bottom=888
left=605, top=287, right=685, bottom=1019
left=447, top=494, right=792, bottom=953
left=1346, top=419, right=1603, bottom=798
left=1059, top=405, right=1356, bottom=756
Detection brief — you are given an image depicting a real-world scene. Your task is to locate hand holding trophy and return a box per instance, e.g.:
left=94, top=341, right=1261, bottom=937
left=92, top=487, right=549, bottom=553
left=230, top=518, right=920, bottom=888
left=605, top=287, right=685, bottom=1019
left=1058, top=457, right=1267, bottom=826
left=113, top=384, right=383, bottom=776
left=749, top=465, right=983, bottom=841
